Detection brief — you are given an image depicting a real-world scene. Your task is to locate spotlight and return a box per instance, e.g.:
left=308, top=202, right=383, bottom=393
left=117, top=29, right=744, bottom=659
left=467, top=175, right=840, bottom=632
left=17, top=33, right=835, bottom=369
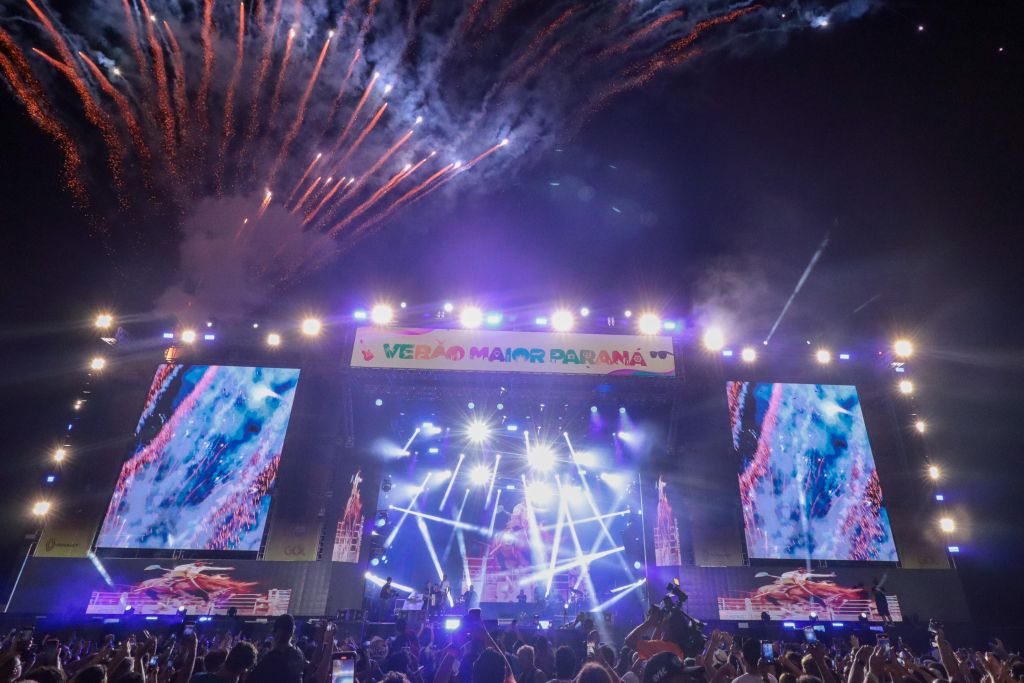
left=623, top=310, right=633, bottom=318
left=915, top=420, right=927, bottom=434
left=551, top=309, right=575, bottom=332
left=702, top=327, right=725, bottom=351
left=301, top=317, right=322, bottom=336
left=741, top=347, right=757, bottom=363
left=180, top=329, right=197, bottom=344
left=526, top=480, right=554, bottom=505
left=89, top=357, right=107, bottom=371
left=31, top=500, right=51, bottom=516
left=580, top=307, right=590, bottom=317
left=444, top=617, right=462, bottom=632
left=123, top=605, right=135, bottom=615
left=528, top=444, right=556, bottom=471
left=353, top=309, right=368, bottom=320
left=939, top=517, right=955, bottom=533
left=637, top=313, right=662, bottom=335
left=898, top=380, right=914, bottom=395
left=485, top=312, right=503, bottom=326
left=460, top=306, right=484, bottom=329
left=375, top=398, right=384, bottom=407
left=859, top=612, right=869, bottom=625
left=266, top=332, right=282, bottom=347
left=177, top=606, right=187, bottom=616
left=590, top=406, right=598, bottom=414
left=809, top=611, right=818, bottom=622
left=893, top=339, right=914, bottom=358
left=53, top=447, right=67, bottom=463
left=443, top=302, right=454, bottom=313
left=633, top=561, right=642, bottom=570
left=466, top=419, right=491, bottom=443
left=928, top=465, right=940, bottom=480
left=815, top=349, right=832, bottom=364
left=470, top=465, right=491, bottom=487
left=370, top=304, right=394, bottom=326
left=95, top=313, right=114, bottom=329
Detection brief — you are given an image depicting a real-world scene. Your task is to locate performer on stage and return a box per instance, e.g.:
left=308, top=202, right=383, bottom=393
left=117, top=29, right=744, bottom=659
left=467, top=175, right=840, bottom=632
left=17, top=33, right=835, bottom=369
left=439, top=574, right=451, bottom=614
left=517, top=588, right=528, bottom=606
left=463, top=584, right=479, bottom=610
left=378, top=577, right=396, bottom=621
left=425, top=579, right=437, bottom=617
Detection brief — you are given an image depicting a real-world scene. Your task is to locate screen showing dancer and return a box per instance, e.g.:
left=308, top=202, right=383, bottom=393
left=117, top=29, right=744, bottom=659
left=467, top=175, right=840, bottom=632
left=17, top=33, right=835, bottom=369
left=728, top=382, right=898, bottom=562
left=96, top=364, right=301, bottom=551
left=361, top=395, right=658, bottom=616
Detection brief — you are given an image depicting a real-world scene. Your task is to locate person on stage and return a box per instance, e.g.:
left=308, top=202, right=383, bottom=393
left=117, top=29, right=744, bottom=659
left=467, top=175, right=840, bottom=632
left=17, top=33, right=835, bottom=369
left=440, top=573, right=451, bottom=609
left=517, top=589, right=529, bottom=606
left=378, top=577, right=396, bottom=620
left=426, top=579, right=437, bottom=617
left=464, top=584, right=480, bottom=610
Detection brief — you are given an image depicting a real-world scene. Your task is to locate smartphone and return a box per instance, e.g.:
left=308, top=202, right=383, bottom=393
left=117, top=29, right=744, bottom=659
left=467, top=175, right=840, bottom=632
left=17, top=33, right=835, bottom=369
left=761, top=642, right=775, bottom=662
left=877, top=635, right=890, bottom=654
left=183, top=623, right=195, bottom=637
left=803, top=627, right=818, bottom=644
left=587, top=643, right=596, bottom=657
left=149, top=656, right=159, bottom=667
left=333, top=652, right=356, bottom=683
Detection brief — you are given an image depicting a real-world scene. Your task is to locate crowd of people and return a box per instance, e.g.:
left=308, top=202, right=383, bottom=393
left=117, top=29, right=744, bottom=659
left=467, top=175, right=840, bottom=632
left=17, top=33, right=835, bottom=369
left=0, top=605, right=1018, bottom=683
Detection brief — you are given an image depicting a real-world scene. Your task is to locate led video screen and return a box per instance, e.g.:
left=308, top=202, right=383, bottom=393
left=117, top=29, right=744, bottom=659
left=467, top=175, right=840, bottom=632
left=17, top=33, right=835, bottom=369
left=362, top=396, right=659, bottom=613
left=728, top=382, right=898, bottom=562
left=96, top=364, right=301, bottom=551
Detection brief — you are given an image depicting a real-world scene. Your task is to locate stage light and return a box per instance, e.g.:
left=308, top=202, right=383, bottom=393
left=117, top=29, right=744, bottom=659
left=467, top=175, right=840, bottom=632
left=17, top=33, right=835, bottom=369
left=162, top=332, right=174, bottom=339
left=466, top=419, right=490, bottom=443
left=32, top=500, right=51, bottom=516
left=663, top=320, right=678, bottom=331
left=809, top=611, right=818, bottom=622
left=485, top=312, right=503, bottom=326
left=948, top=545, right=960, bottom=553
left=915, top=420, right=927, bottom=433
left=95, top=313, right=114, bottom=329
left=893, top=339, right=914, bottom=358
left=470, top=465, right=491, bottom=487
left=370, top=558, right=379, bottom=566
left=436, top=469, right=453, bottom=482
left=939, top=517, right=955, bottom=533
left=551, top=309, right=574, bottom=332
left=898, top=380, right=914, bottom=395
left=45, top=475, right=56, bottom=484
left=590, top=405, right=598, bottom=413
left=353, top=309, right=368, bottom=320
left=374, top=398, right=384, bottom=407
left=839, top=353, right=851, bottom=360
left=572, top=450, right=595, bottom=468
left=935, top=494, right=944, bottom=501
left=815, top=349, right=832, bottom=364
left=929, top=465, right=940, bottom=480
left=467, top=402, right=475, bottom=410
left=89, top=357, right=107, bottom=371
left=741, top=347, right=757, bottom=363
left=526, top=480, right=554, bottom=506
left=180, top=329, right=197, bottom=344
left=370, top=304, right=394, bottom=326
left=203, top=333, right=215, bottom=341
left=496, top=403, right=504, bottom=410
left=301, top=317, right=322, bottom=336
left=266, top=332, right=282, bottom=347
left=859, top=612, right=869, bottom=624
left=702, top=327, right=725, bottom=352
left=444, top=618, right=462, bottom=632
left=460, top=306, right=484, bottom=329
left=633, top=561, right=642, bottom=570
left=535, top=316, right=548, bottom=326
left=53, top=447, right=66, bottom=462
left=528, top=444, right=556, bottom=471
left=599, top=472, right=624, bottom=488
left=722, top=349, right=733, bottom=357
left=637, top=313, right=661, bottom=335
left=623, top=310, right=633, bottom=318
left=443, top=302, right=454, bottom=313
left=124, top=605, right=135, bottom=614
left=580, top=307, right=590, bottom=317
left=177, top=606, right=187, bottom=616
left=506, top=424, right=518, bottom=432
left=618, top=406, right=626, bottom=414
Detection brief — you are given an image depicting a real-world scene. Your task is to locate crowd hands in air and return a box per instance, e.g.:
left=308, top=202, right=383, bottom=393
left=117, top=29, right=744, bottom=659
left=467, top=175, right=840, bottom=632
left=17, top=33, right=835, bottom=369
left=0, top=607, right=1020, bottom=683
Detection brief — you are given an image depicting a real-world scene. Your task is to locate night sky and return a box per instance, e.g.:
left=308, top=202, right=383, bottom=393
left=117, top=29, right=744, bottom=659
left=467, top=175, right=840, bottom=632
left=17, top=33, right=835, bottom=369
left=2, top=2, right=1023, bottom=626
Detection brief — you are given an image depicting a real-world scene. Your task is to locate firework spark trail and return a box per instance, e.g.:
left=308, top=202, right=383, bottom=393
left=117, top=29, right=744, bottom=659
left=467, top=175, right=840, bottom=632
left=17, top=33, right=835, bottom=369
left=345, top=163, right=455, bottom=244
left=119, top=0, right=152, bottom=97
left=327, top=152, right=431, bottom=235
left=291, top=176, right=322, bottom=213
left=596, top=8, right=686, bottom=60
left=0, top=38, right=85, bottom=202
left=479, top=0, right=518, bottom=40
left=161, top=21, right=189, bottom=146
left=256, top=188, right=273, bottom=218
left=196, top=0, right=215, bottom=136
left=323, top=127, right=415, bottom=232
left=138, top=0, right=176, bottom=160
left=331, top=101, right=387, bottom=175
left=304, top=176, right=347, bottom=225
left=23, top=0, right=126, bottom=191
left=354, top=0, right=382, bottom=51
left=501, top=5, right=579, bottom=84
left=459, top=0, right=488, bottom=38
left=216, top=2, right=247, bottom=190
left=267, top=35, right=332, bottom=186
left=328, top=72, right=378, bottom=156
left=321, top=48, right=361, bottom=136
left=287, top=153, right=322, bottom=205
left=240, top=0, right=284, bottom=163
left=268, top=26, right=295, bottom=127
left=77, top=51, right=151, bottom=167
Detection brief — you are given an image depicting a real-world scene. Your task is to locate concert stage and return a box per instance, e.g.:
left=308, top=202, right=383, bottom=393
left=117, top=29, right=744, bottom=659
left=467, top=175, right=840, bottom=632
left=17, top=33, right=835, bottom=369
left=7, top=311, right=970, bottom=629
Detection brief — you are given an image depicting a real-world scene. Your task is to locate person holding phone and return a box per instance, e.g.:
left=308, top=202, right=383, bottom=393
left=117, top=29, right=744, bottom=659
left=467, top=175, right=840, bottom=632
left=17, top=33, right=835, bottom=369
left=731, top=639, right=778, bottom=683
left=191, top=642, right=259, bottom=683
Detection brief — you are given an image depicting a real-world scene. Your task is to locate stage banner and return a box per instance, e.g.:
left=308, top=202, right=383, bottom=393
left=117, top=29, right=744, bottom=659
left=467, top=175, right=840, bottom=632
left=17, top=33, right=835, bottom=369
left=263, top=516, right=325, bottom=561
left=8, top=557, right=330, bottom=617
left=351, top=327, right=676, bottom=376
left=34, top=512, right=97, bottom=558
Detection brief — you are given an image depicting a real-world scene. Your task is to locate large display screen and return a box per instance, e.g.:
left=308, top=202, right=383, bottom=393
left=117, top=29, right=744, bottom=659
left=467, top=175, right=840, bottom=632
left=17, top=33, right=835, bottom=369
left=96, top=364, right=301, bottom=551
left=728, top=382, right=898, bottom=562
left=361, top=395, right=659, bottom=614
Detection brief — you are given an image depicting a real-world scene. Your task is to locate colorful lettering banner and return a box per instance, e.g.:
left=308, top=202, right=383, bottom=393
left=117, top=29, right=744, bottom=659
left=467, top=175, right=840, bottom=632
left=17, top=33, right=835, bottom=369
left=351, top=327, right=676, bottom=376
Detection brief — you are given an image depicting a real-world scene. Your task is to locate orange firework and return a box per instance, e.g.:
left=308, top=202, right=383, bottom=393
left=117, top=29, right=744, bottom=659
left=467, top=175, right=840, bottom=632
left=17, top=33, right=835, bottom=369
left=23, top=0, right=126, bottom=189
left=119, top=0, right=152, bottom=96
left=77, top=51, right=151, bottom=167
left=596, top=8, right=686, bottom=60
left=257, top=189, right=273, bottom=218
left=161, top=21, right=190, bottom=145
left=196, top=0, right=215, bottom=135
left=459, top=0, right=488, bottom=38
left=267, top=35, right=332, bottom=185
left=327, top=127, right=413, bottom=220
left=138, top=0, right=176, bottom=159
left=291, top=176, right=322, bottom=213
left=217, top=2, right=247, bottom=190
left=505, top=5, right=578, bottom=78
left=0, top=33, right=85, bottom=202
left=327, top=152, right=430, bottom=236
left=343, top=163, right=454, bottom=247
left=322, top=48, right=361, bottom=135
left=329, top=72, right=378, bottom=156
left=331, top=101, right=387, bottom=173
left=268, top=26, right=295, bottom=127
left=240, top=0, right=284, bottom=161
left=287, top=153, right=323, bottom=205
left=303, top=176, right=347, bottom=225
